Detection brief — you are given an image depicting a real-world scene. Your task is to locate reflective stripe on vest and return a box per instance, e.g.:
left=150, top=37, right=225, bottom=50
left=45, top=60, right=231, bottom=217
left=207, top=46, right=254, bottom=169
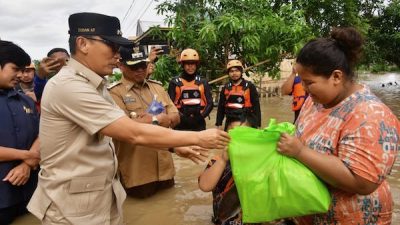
left=174, top=77, right=206, bottom=109
left=224, top=83, right=252, bottom=109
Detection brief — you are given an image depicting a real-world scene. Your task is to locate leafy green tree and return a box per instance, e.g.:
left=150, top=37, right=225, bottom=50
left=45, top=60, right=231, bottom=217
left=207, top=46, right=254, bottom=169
left=369, top=0, right=400, bottom=68
left=153, top=0, right=312, bottom=85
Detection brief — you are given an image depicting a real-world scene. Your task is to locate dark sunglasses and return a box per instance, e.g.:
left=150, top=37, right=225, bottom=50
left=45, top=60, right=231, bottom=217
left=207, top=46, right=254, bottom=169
left=84, top=37, right=120, bottom=53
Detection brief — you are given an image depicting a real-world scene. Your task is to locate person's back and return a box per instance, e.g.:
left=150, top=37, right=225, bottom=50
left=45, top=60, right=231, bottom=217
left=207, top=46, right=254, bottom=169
left=281, top=65, right=308, bottom=122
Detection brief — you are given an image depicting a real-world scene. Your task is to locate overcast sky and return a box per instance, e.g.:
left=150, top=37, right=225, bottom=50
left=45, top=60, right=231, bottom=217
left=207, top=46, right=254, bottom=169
left=0, top=0, right=166, bottom=60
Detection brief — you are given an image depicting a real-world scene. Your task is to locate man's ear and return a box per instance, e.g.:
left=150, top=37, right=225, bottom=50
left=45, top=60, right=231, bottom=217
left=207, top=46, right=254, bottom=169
left=75, top=37, right=89, bottom=54
left=331, top=69, right=344, bottom=85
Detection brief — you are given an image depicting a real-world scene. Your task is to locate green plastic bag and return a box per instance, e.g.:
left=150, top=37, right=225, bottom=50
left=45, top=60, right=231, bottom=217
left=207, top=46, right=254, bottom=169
left=228, top=119, right=331, bottom=223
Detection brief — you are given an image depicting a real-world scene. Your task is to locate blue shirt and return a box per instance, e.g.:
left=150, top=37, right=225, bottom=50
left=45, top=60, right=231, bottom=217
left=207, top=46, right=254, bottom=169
left=0, top=88, right=39, bottom=208
left=33, top=74, right=47, bottom=101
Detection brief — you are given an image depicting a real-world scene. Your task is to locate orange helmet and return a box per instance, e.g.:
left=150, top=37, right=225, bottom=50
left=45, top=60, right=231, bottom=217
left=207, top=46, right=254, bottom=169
left=227, top=60, right=243, bottom=71
left=180, top=48, right=200, bottom=63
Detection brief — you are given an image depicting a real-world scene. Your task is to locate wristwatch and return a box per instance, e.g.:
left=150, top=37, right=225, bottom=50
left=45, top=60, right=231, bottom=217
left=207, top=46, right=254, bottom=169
left=151, top=115, right=159, bottom=125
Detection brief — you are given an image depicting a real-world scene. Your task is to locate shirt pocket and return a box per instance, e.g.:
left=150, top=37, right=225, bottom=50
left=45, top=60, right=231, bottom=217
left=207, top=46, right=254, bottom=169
left=63, top=175, right=108, bottom=216
left=125, top=102, right=144, bottom=115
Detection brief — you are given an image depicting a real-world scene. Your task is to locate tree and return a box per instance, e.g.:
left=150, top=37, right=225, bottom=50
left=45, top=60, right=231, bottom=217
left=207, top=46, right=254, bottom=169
left=369, top=0, right=400, bottom=68
left=152, top=0, right=312, bottom=85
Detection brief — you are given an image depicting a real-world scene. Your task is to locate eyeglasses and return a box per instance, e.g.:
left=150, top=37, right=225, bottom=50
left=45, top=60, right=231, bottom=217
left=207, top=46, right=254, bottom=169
left=84, top=37, right=120, bottom=53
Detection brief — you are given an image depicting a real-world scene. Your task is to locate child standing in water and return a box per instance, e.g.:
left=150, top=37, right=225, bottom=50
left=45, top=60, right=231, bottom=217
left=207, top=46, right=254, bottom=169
left=200, top=114, right=287, bottom=225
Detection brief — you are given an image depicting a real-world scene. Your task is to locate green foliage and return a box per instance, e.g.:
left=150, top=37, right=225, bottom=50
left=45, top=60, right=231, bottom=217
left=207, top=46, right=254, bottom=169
left=108, top=71, right=122, bottom=83
left=151, top=55, right=181, bottom=87
left=156, top=0, right=312, bottom=83
left=368, top=0, right=400, bottom=68
left=152, top=0, right=398, bottom=80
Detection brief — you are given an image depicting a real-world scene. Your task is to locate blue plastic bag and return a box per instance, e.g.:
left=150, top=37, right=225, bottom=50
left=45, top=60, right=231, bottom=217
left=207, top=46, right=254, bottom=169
left=146, top=95, right=165, bottom=115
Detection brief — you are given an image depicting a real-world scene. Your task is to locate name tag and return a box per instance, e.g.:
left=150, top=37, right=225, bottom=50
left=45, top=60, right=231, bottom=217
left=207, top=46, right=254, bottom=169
left=123, top=96, right=136, bottom=104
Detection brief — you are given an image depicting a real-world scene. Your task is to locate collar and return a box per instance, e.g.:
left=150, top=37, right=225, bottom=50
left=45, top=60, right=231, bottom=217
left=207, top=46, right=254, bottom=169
left=121, top=76, right=149, bottom=91
left=181, top=72, right=197, bottom=82
left=0, top=88, right=19, bottom=98
left=229, top=78, right=244, bottom=86
left=68, top=58, right=106, bottom=89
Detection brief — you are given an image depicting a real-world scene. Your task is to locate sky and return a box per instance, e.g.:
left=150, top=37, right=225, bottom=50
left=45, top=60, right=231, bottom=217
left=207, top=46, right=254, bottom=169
left=0, top=0, right=167, bottom=60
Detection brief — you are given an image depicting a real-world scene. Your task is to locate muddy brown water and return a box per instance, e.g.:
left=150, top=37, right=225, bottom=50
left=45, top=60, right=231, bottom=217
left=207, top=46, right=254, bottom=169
left=13, top=73, right=400, bottom=225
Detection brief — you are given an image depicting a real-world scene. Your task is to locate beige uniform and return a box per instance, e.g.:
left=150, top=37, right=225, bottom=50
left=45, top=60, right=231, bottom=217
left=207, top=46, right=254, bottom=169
left=108, top=77, right=177, bottom=188
left=27, top=59, right=126, bottom=225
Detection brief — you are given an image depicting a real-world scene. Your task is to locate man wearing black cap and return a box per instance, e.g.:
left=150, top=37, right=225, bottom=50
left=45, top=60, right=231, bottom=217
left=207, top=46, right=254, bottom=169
left=27, top=12, right=229, bottom=224
left=109, top=46, right=178, bottom=198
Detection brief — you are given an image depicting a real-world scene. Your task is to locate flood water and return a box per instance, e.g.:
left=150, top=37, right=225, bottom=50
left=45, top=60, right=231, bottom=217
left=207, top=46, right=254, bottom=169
left=13, top=73, right=400, bottom=225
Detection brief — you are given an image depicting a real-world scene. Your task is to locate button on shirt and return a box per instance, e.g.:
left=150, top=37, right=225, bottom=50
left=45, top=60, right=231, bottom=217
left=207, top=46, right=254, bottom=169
left=0, top=88, right=39, bottom=208
left=27, top=58, right=126, bottom=224
left=109, top=77, right=178, bottom=188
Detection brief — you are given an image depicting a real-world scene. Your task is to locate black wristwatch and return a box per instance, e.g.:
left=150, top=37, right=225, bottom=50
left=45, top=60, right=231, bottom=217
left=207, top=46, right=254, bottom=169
left=151, top=115, right=159, bottom=125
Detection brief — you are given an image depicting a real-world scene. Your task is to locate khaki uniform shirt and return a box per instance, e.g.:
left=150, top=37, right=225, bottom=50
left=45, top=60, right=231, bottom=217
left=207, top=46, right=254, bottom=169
left=109, top=77, right=177, bottom=188
left=27, top=58, right=126, bottom=225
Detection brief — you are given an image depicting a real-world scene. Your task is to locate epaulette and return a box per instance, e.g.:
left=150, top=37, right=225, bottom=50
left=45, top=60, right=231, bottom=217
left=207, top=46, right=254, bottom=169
left=147, top=79, right=163, bottom=86
left=75, top=71, right=89, bottom=81
left=107, top=80, right=122, bottom=90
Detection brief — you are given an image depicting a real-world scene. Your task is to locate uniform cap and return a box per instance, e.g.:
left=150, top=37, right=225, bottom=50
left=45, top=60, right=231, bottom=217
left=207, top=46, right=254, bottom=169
left=119, top=46, right=149, bottom=66
left=68, top=12, right=133, bottom=46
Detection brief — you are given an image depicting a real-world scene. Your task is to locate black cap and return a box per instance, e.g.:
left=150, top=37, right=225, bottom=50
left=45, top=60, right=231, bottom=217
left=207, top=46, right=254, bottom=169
left=68, top=12, right=133, bottom=46
left=119, top=46, right=149, bottom=66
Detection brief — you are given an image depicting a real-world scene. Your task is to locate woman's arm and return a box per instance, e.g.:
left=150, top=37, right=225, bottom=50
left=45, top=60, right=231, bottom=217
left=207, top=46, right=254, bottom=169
left=278, top=133, right=379, bottom=195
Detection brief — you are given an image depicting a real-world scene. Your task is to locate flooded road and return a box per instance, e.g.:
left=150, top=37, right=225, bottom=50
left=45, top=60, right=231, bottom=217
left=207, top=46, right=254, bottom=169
left=13, top=73, right=400, bottom=225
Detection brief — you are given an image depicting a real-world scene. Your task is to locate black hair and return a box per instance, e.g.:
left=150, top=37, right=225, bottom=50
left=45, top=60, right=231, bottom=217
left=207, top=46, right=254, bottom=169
left=47, top=47, right=70, bottom=57
left=224, top=111, right=258, bottom=131
left=296, top=27, right=363, bottom=80
left=0, top=40, right=31, bottom=68
left=227, top=66, right=244, bottom=74
left=68, top=36, right=78, bottom=55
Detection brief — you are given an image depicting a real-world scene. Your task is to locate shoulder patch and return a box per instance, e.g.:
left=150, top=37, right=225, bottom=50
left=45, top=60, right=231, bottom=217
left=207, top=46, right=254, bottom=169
left=75, top=71, right=89, bottom=81
left=107, top=81, right=122, bottom=90
left=147, top=79, right=163, bottom=86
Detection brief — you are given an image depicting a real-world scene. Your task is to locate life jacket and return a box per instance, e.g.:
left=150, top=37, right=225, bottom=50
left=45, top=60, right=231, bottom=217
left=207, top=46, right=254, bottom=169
left=292, top=77, right=307, bottom=111
left=173, top=76, right=207, bottom=114
left=224, top=81, right=252, bottom=110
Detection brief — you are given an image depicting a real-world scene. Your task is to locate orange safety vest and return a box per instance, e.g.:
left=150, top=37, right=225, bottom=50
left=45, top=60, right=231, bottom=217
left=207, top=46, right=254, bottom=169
left=224, top=81, right=252, bottom=109
left=173, top=76, right=207, bottom=111
left=292, top=79, right=307, bottom=111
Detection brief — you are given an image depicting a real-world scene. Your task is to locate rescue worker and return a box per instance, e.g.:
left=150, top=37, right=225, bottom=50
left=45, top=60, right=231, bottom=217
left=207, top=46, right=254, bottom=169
left=215, top=60, right=261, bottom=130
left=281, top=64, right=308, bottom=122
left=16, top=62, right=37, bottom=102
left=109, top=46, right=182, bottom=198
left=168, top=48, right=213, bottom=131
left=27, top=12, right=229, bottom=225
left=0, top=40, right=40, bottom=225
